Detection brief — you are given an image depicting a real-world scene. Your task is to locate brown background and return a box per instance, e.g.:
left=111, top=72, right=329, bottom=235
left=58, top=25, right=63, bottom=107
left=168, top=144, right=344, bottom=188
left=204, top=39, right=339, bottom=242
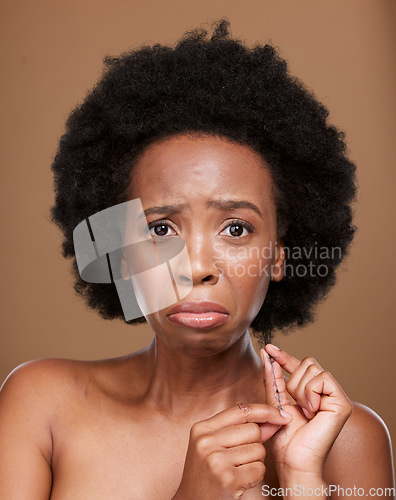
left=1, top=0, right=395, bottom=464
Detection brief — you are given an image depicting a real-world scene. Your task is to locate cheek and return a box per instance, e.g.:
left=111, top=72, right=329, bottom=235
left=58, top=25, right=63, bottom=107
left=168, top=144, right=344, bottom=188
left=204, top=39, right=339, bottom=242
left=219, top=244, right=274, bottom=313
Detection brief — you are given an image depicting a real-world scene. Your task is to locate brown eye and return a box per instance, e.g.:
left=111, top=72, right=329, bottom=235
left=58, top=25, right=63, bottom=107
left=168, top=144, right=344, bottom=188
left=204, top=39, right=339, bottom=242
left=154, top=224, right=169, bottom=236
left=148, top=221, right=177, bottom=238
left=229, top=224, right=244, bottom=237
left=220, top=219, right=254, bottom=238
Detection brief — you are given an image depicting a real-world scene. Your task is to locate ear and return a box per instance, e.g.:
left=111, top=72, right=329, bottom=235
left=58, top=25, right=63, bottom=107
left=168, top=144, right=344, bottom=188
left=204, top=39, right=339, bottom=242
left=272, top=238, right=285, bottom=282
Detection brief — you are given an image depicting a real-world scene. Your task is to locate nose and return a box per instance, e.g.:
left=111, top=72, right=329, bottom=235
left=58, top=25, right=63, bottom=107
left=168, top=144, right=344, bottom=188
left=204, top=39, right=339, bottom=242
left=175, top=234, right=220, bottom=287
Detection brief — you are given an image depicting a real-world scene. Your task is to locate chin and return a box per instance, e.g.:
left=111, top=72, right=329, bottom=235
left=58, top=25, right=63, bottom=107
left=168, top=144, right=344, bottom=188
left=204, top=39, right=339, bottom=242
left=153, top=322, right=251, bottom=359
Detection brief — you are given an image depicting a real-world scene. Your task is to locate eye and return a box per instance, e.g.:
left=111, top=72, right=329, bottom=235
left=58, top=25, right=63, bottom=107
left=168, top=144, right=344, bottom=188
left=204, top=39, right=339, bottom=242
left=148, top=221, right=177, bottom=238
left=220, top=219, right=254, bottom=238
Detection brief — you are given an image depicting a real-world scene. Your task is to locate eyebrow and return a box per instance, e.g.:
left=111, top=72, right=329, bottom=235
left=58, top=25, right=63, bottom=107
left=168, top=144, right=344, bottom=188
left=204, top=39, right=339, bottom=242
left=138, top=199, right=263, bottom=220
left=207, top=199, right=263, bottom=217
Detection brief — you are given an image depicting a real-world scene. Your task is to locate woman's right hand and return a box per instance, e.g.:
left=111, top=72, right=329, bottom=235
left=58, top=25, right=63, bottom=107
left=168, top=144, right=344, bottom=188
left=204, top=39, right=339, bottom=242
left=173, top=403, right=292, bottom=500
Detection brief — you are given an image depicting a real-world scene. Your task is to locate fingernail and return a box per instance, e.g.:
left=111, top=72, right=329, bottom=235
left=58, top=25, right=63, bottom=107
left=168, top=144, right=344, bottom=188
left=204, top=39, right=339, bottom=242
left=307, top=400, right=314, bottom=412
left=267, top=344, right=280, bottom=351
left=302, top=407, right=312, bottom=420
left=280, top=409, right=292, bottom=419
left=260, top=348, right=267, bottom=364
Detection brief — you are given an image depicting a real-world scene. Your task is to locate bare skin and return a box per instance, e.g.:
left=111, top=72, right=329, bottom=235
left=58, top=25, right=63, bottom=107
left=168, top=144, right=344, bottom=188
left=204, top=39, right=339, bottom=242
left=0, top=134, right=394, bottom=499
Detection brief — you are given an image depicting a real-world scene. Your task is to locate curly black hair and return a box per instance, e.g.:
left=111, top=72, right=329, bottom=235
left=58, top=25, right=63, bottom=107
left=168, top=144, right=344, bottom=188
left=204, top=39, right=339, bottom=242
left=50, top=19, right=356, bottom=343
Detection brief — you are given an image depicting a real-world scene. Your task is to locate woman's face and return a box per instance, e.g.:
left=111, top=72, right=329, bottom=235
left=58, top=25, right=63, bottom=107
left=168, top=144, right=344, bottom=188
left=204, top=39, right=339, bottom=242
left=127, top=133, right=284, bottom=356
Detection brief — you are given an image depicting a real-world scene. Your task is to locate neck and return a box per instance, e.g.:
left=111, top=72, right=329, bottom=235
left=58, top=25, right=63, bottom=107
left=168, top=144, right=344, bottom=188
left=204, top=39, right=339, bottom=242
left=140, top=330, right=265, bottom=421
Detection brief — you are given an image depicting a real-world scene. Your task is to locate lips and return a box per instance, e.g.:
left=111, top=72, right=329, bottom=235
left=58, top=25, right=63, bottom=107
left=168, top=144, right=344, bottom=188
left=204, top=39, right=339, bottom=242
left=167, top=301, right=230, bottom=329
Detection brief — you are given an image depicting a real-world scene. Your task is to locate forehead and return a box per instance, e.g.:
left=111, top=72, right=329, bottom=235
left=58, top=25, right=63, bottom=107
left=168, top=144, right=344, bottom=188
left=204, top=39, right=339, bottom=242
left=128, top=134, right=275, bottom=209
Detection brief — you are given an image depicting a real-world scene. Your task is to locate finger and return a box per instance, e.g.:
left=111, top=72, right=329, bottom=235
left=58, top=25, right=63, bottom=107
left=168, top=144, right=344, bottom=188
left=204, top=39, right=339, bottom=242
left=260, top=348, right=289, bottom=410
left=222, top=442, right=266, bottom=466
left=286, top=356, right=325, bottom=395
left=285, top=356, right=324, bottom=419
left=212, top=422, right=263, bottom=448
left=197, top=403, right=292, bottom=434
left=290, top=363, right=323, bottom=419
left=212, top=418, right=282, bottom=445
left=305, top=371, right=352, bottom=418
left=234, top=461, right=266, bottom=492
left=298, top=372, right=353, bottom=450
left=265, top=344, right=301, bottom=375
left=257, top=422, right=283, bottom=443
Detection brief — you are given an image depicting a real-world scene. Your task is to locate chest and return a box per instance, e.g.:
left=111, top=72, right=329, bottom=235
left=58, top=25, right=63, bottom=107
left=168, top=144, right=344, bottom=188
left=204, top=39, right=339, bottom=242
left=50, top=406, right=280, bottom=499
left=50, top=411, right=184, bottom=498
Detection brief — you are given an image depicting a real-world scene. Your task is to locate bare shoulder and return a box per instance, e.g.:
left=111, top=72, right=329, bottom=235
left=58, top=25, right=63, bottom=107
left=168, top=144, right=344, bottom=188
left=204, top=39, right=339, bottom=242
left=0, top=353, right=140, bottom=405
left=330, top=402, right=393, bottom=457
left=0, top=349, right=149, bottom=415
left=324, top=401, right=395, bottom=490
left=352, top=401, right=391, bottom=434
left=0, top=359, right=94, bottom=437
left=1, top=358, right=92, bottom=405
left=0, top=356, right=135, bottom=465
left=0, top=358, right=90, bottom=499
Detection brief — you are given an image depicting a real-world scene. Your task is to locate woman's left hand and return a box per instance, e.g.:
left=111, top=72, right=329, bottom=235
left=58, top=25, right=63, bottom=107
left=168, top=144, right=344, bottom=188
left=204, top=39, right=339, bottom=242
left=260, top=344, right=353, bottom=486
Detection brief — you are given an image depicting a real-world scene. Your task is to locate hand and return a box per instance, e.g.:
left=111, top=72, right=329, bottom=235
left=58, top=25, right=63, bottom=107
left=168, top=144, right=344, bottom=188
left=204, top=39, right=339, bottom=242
left=173, top=403, right=292, bottom=500
left=261, top=345, right=353, bottom=485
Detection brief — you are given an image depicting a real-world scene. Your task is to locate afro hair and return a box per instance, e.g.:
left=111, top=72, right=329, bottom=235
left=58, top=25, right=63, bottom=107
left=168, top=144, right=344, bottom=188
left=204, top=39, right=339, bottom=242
left=50, top=19, right=356, bottom=343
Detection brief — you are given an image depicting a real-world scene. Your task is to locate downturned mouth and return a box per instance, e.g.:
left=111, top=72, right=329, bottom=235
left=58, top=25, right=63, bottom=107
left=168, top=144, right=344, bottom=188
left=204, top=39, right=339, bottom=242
left=167, top=301, right=229, bottom=315
left=167, top=302, right=230, bottom=329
